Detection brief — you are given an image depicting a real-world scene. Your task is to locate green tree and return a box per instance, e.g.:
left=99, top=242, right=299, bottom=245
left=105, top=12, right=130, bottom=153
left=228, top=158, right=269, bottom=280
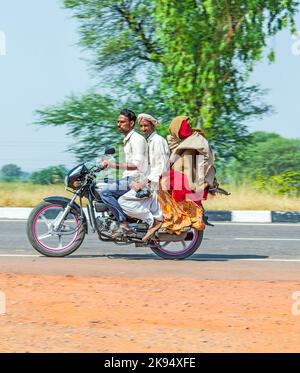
left=0, top=164, right=22, bottom=182
left=154, top=0, right=296, bottom=159
left=30, top=165, right=68, bottom=185
left=155, top=1, right=297, bottom=121
left=35, top=0, right=298, bottom=162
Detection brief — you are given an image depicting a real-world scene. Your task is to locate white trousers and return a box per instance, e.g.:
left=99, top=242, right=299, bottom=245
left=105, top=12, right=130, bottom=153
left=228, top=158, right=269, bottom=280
left=118, top=189, right=163, bottom=226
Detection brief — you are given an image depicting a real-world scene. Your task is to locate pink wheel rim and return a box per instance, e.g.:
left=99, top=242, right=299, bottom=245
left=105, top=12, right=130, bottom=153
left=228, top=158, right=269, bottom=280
left=158, top=229, right=199, bottom=256
left=32, top=204, right=80, bottom=252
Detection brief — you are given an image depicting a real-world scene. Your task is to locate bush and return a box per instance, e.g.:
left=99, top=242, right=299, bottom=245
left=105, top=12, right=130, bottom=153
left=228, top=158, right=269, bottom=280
left=30, top=165, right=68, bottom=185
left=223, top=132, right=300, bottom=196
left=252, top=171, right=300, bottom=196
left=0, top=164, right=22, bottom=182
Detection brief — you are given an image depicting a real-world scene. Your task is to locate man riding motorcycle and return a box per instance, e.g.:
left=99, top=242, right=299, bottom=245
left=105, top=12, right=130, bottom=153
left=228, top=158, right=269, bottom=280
left=119, top=113, right=170, bottom=241
left=99, top=109, right=148, bottom=236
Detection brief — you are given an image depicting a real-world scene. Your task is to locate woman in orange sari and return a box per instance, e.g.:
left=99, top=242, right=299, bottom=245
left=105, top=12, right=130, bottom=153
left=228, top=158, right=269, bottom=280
left=158, top=116, right=217, bottom=234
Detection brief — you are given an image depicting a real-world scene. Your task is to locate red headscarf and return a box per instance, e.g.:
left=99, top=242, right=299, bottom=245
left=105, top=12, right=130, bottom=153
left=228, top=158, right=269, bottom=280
left=178, top=119, right=193, bottom=139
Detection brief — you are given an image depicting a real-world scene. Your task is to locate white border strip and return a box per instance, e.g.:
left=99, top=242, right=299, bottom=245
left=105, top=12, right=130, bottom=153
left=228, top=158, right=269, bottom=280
left=0, top=208, right=298, bottom=223
left=0, top=208, right=32, bottom=219
left=0, top=207, right=89, bottom=220
left=232, top=210, right=271, bottom=223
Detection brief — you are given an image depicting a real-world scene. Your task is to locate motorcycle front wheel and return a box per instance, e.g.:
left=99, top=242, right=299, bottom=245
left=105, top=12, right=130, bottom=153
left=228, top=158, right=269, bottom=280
left=150, top=228, right=204, bottom=260
left=27, top=201, right=86, bottom=257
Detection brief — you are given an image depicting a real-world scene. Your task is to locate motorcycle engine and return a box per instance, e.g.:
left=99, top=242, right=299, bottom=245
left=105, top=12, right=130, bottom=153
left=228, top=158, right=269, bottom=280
left=96, top=216, right=123, bottom=237
left=96, top=216, right=109, bottom=231
left=96, top=216, right=149, bottom=241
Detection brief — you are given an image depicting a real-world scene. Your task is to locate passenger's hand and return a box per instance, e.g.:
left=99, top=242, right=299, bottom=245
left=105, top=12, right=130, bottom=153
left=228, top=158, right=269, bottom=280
left=213, top=178, right=219, bottom=188
left=131, top=181, right=143, bottom=192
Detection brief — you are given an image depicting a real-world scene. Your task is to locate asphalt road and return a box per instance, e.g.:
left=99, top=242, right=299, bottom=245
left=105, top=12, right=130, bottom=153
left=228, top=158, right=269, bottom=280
left=1, top=219, right=300, bottom=258
left=0, top=220, right=299, bottom=280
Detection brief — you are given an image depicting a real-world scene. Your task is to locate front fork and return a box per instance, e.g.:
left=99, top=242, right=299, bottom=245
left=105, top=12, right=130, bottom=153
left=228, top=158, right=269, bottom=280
left=86, top=193, right=97, bottom=233
left=52, top=192, right=80, bottom=232
left=52, top=189, right=97, bottom=234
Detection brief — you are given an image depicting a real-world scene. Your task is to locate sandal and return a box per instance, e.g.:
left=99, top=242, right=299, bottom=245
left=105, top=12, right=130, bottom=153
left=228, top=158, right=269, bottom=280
left=142, top=220, right=163, bottom=242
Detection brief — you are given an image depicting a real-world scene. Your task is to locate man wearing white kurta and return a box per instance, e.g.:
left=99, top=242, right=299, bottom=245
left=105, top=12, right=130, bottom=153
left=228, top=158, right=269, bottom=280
left=119, top=113, right=170, bottom=241
left=100, top=109, right=148, bottom=234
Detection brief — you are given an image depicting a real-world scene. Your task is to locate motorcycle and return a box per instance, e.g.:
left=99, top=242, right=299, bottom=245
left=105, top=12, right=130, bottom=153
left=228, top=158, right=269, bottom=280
left=26, top=148, right=204, bottom=260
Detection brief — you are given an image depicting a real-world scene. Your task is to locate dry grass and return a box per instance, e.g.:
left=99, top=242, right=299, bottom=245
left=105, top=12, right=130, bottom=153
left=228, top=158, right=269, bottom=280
left=0, top=182, right=299, bottom=210
left=204, top=185, right=300, bottom=211
left=0, top=182, right=70, bottom=207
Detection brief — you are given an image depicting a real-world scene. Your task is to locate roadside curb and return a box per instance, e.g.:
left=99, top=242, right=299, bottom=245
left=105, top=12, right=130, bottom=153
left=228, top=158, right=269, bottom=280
left=1, top=208, right=300, bottom=223
left=205, top=210, right=300, bottom=223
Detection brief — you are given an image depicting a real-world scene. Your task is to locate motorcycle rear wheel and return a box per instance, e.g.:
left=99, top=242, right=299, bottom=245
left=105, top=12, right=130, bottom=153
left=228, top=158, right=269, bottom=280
left=150, top=229, right=203, bottom=260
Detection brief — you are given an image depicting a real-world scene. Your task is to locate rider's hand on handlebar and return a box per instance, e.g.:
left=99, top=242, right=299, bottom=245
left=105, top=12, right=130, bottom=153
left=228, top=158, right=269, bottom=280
left=101, top=160, right=110, bottom=169
left=101, top=160, right=117, bottom=169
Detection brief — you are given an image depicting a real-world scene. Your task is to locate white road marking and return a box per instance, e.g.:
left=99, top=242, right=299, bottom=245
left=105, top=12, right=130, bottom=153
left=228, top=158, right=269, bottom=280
left=235, top=258, right=300, bottom=262
left=235, top=238, right=300, bottom=241
left=212, top=222, right=300, bottom=226
left=0, top=219, right=29, bottom=222
left=0, top=254, right=40, bottom=257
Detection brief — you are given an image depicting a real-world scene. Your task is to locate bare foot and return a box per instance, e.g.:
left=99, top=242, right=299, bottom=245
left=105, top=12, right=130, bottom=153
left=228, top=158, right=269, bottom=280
left=142, top=220, right=163, bottom=242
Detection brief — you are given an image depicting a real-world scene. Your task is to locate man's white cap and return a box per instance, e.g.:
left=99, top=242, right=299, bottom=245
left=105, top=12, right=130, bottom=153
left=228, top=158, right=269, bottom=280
left=137, top=113, right=160, bottom=127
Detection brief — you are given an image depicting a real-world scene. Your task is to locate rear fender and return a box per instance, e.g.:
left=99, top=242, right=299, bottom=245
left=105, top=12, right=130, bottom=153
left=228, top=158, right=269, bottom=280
left=43, top=196, right=88, bottom=233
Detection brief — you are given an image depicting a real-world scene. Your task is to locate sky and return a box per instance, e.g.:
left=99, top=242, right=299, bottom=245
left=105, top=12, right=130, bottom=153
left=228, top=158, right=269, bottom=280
left=0, top=1, right=300, bottom=173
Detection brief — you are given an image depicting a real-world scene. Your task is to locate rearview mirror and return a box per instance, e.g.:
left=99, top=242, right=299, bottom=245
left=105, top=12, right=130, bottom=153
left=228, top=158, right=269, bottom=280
left=104, top=147, right=115, bottom=155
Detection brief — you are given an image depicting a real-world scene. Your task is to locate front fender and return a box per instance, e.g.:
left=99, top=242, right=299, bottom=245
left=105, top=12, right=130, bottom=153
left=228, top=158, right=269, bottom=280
left=43, top=196, right=88, bottom=233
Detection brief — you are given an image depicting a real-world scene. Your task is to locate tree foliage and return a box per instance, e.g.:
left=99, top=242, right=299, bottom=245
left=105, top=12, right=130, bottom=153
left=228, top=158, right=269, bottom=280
left=155, top=1, right=298, bottom=121
left=35, top=0, right=299, bottom=162
left=30, top=165, right=68, bottom=185
left=64, top=0, right=161, bottom=80
left=154, top=0, right=297, bottom=159
left=0, top=164, right=22, bottom=182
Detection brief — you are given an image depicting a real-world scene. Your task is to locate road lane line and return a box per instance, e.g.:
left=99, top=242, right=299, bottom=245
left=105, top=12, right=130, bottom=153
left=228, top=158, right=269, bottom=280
left=0, top=254, right=40, bottom=257
left=0, top=219, right=29, bottom=222
left=236, top=258, right=300, bottom=262
left=235, top=238, right=300, bottom=241
left=213, top=222, right=300, bottom=226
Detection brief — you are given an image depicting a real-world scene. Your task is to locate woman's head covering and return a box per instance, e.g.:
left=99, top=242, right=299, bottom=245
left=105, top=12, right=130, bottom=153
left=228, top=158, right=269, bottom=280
left=178, top=118, right=193, bottom=139
left=137, top=113, right=160, bottom=127
left=168, top=116, right=194, bottom=151
left=168, top=116, right=189, bottom=138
